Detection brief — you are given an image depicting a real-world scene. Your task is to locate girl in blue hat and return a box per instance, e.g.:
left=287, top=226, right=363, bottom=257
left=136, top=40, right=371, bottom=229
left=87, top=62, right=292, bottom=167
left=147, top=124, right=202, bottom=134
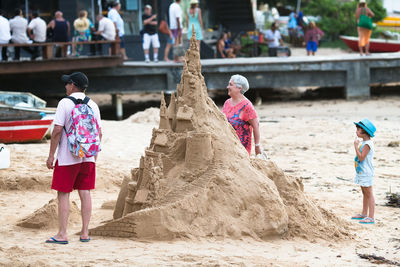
left=351, top=118, right=376, bottom=224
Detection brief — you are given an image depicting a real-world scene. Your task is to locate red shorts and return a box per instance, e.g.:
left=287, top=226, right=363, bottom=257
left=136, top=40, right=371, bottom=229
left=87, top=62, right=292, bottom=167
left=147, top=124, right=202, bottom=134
left=52, top=161, right=96, bottom=193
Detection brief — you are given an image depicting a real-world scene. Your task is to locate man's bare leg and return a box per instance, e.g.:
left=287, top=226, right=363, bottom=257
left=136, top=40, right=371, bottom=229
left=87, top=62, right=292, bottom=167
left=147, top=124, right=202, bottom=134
left=78, top=190, right=92, bottom=239
left=47, top=191, right=69, bottom=241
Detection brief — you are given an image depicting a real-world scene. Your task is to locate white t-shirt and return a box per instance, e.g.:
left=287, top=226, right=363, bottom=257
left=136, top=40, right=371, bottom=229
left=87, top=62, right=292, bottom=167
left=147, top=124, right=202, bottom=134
left=264, top=29, right=281, bottom=48
left=108, top=8, right=124, bottom=36
left=98, top=17, right=116, bottom=40
left=53, top=92, right=102, bottom=166
left=169, top=2, right=183, bottom=30
left=28, top=17, right=47, bottom=42
left=9, top=16, right=31, bottom=44
left=0, top=15, right=11, bottom=43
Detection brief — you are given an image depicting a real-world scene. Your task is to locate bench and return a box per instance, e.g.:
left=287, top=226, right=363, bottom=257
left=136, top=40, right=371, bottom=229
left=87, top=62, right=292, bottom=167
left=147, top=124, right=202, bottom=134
left=0, top=39, right=121, bottom=59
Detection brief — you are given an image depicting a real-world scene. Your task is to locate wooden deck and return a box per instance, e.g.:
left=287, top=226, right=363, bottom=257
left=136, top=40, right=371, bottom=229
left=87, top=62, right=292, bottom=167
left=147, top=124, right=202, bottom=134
left=0, top=55, right=123, bottom=74
left=0, top=39, right=123, bottom=74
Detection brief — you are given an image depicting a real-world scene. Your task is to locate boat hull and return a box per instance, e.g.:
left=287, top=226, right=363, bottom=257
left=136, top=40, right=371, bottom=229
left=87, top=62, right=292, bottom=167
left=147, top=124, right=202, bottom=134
left=340, top=35, right=400, bottom=52
left=0, top=120, right=53, bottom=143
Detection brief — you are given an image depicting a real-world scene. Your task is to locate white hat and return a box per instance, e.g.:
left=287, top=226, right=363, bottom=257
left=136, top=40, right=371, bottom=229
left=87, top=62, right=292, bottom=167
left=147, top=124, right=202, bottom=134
left=359, top=0, right=366, bottom=3
left=190, top=0, right=199, bottom=4
left=145, top=4, right=152, bottom=9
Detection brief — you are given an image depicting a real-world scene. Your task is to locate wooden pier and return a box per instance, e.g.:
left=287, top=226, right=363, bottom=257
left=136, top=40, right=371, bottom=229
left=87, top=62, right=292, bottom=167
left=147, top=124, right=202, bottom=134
left=1, top=53, right=400, bottom=101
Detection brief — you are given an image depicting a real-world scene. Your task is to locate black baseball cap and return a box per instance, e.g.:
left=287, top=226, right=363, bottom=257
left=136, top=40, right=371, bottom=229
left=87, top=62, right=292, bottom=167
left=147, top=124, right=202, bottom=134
left=61, top=72, right=89, bottom=90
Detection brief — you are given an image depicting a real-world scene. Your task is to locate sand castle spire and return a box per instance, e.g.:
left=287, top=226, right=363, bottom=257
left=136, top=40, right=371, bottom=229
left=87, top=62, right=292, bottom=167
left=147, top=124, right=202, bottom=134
left=190, top=24, right=198, bottom=51
left=159, top=91, right=170, bottom=129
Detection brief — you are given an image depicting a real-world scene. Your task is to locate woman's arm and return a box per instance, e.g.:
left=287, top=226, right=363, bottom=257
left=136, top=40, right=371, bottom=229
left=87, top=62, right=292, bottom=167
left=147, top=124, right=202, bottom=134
left=355, top=8, right=361, bottom=21
left=248, top=118, right=261, bottom=155
left=367, top=7, right=375, bottom=17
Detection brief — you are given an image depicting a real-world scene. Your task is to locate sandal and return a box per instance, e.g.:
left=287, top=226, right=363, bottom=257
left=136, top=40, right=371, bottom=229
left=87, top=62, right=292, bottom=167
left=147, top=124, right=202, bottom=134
left=351, top=214, right=367, bottom=220
left=359, top=217, right=375, bottom=224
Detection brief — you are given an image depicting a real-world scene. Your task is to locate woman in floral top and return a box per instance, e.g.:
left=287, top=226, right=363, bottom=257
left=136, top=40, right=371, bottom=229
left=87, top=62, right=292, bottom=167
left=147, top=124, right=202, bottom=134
left=222, top=75, right=261, bottom=156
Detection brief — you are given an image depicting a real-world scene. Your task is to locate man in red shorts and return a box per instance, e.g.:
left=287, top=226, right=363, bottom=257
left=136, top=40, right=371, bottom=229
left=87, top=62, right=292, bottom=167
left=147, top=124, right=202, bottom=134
left=46, top=72, right=102, bottom=244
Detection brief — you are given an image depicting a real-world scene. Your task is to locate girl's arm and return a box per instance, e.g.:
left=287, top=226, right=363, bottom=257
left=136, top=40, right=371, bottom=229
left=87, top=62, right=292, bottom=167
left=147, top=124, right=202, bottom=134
left=354, top=140, right=370, bottom=161
left=248, top=118, right=261, bottom=155
left=318, top=28, right=324, bottom=38
left=304, top=30, right=310, bottom=42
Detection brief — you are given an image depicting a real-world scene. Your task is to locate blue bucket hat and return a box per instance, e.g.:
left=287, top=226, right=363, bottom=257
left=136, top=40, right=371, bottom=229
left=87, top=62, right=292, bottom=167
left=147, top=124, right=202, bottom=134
left=354, top=118, right=376, bottom=137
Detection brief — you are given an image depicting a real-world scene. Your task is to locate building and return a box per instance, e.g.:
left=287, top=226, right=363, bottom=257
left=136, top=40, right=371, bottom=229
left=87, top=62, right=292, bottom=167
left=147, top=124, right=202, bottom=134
left=383, top=0, right=400, bottom=15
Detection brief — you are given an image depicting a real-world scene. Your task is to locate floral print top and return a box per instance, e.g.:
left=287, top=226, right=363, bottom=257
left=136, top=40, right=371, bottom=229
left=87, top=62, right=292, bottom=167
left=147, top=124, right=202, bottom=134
left=222, top=97, right=257, bottom=155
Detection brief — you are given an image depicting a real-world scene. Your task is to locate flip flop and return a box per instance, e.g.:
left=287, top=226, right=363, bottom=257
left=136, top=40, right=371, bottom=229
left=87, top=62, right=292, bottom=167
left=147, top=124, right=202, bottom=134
left=351, top=214, right=367, bottom=220
left=359, top=217, right=375, bottom=224
left=45, top=237, right=68, bottom=245
left=79, top=237, right=90, bottom=242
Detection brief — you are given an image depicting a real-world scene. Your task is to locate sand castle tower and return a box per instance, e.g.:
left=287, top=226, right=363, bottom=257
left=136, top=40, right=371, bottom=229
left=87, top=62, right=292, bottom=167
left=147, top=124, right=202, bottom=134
left=89, top=32, right=348, bottom=240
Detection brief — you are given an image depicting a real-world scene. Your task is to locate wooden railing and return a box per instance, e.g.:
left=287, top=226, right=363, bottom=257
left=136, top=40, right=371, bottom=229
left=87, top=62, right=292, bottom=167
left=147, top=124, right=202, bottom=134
left=0, top=39, right=121, bottom=60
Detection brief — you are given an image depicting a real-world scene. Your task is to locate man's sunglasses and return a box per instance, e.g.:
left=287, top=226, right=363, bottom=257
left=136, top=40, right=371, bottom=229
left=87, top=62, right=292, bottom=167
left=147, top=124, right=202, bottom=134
left=64, top=81, right=75, bottom=86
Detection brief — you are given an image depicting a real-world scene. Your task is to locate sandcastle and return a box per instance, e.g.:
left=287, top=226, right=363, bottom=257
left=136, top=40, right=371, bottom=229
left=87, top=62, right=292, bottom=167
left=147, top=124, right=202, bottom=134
left=89, top=32, right=348, bottom=240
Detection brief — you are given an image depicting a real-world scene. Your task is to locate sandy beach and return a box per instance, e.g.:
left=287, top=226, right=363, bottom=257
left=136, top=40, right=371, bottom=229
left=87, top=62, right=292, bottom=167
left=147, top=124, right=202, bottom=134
left=1, top=95, right=400, bottom=266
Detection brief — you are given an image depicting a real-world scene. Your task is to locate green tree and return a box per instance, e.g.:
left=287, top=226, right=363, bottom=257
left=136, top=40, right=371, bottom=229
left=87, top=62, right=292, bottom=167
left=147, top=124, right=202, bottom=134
left=303, top=0, right=386, bottom=40
left=368, top=0, right=386, bottom=22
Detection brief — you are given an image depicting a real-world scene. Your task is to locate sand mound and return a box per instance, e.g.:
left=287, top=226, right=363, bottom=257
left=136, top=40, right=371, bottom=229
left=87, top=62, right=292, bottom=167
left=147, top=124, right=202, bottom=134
left=127, top=107, right=160, bottom=124
left=101, top=200, right=117, bottom=210
left=0, top=176, right=50, bottom=191
left=17, top=199, right=80, bottom=229
left=89, top=33, right=349, bottom=241
left=251, top=159, right=350, bottom=240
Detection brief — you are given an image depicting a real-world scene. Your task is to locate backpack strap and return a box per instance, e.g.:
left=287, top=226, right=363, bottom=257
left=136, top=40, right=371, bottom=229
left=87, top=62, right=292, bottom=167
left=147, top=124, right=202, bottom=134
left=63, top=96, right=91, bottom=133
left=65, top=96, right=90, bottom=105
left=82, top=96, right=90, bottom=105
left=65, top=96, right=78, bottom=105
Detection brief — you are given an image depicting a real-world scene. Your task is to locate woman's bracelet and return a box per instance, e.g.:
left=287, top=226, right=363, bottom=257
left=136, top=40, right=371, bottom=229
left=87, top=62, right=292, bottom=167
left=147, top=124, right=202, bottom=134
left=255, top=143, right=261, bottom=147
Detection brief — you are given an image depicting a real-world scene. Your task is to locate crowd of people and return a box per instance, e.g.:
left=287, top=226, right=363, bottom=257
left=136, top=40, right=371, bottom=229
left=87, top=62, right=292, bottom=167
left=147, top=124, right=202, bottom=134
left=0, top=0, right=376, bottom=62
left=0, top=2, right=122, bottom=61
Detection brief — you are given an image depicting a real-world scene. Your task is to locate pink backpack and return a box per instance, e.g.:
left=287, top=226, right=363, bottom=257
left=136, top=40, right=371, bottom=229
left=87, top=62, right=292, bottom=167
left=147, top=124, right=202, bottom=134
left=65, top=96, right=101, bottom=158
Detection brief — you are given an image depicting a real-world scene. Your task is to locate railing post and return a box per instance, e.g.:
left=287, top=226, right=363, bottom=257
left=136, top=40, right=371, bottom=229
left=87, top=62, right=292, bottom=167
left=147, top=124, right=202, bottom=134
left=111, top=35, right=121, bottom=56
left=112, top=93, right=123, bottom=120
left=42, top=44, right=53, bottom=59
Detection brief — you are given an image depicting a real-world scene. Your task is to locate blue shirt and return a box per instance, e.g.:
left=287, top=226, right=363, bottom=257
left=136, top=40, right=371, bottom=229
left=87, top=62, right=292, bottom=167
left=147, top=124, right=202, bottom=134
left=355, top=140, right=374, bottom=178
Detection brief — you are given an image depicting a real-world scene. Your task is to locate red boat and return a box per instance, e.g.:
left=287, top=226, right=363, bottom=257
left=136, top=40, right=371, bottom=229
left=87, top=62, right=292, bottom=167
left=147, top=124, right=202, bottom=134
left=340, top=35, right=400, bottom=52
left=0, top=92, right=55, bottom=143
left=0, top=119, right=53, bottom=143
